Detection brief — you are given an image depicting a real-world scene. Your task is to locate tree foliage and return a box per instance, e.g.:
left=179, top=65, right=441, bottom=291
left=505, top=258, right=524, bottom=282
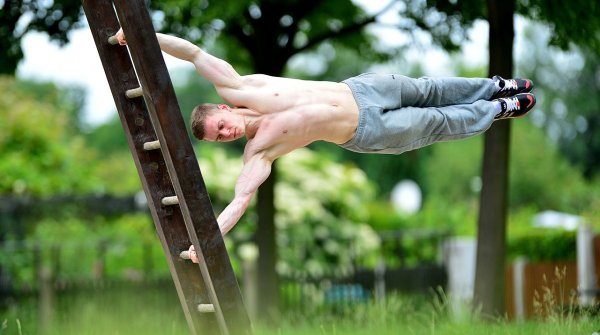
left=0, top=76, right=100, bottom=196
left=198, top=146, right=380, bottom=278
left=404, top=0, right=600, bottom=54
left=507, top=21, right=600, bottom=180
left=150, top=0, right=393, bottom=74
left=0, top=0, right=83, bottom=74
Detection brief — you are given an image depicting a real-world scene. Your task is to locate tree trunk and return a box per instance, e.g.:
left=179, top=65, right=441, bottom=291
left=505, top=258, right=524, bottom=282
left=473, top=0, right=515, bottom=318
left=252, top=44, right=287, bottom=325
left=255, top=162, right=279, bottom=323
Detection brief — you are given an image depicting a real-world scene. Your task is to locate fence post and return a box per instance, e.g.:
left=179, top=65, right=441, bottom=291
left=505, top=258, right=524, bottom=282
left=512, top=257, right=527, bottom=320
left=35, top=244, right=55, bottom=334
left=577, top=223, right=597, bottom=306
left=240, top=244, right=259, bottom=322
left=94, top=240, right=107, bottom=282
left=374, top=258, right=386, bottom=303
left=442, top=237, right=476, bottom=318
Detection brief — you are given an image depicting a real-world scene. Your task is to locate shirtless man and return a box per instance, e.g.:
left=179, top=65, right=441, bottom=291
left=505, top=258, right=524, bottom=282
left=116, top=31, right=535, bottom=262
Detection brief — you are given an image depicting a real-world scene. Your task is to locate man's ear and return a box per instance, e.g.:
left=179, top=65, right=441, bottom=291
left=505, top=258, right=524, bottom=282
left=217, top=104, right=230, bottom=111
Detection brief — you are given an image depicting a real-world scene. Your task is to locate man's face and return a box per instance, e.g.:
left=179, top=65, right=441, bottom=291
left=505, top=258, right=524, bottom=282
left=203, top=105, right=245, bottom=142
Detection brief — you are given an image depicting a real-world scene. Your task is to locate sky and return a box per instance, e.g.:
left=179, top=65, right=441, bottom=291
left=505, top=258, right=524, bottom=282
left=16, top=27, right=190, bottom=126
left=15, top=2, right=489, bottom=127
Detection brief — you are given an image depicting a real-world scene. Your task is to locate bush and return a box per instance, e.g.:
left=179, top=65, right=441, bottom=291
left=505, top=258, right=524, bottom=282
left=198, top=146, right=381, bottom=278
left=507, top=229, right=576, bottom=262
left=0, top=77, right=102, bottom=196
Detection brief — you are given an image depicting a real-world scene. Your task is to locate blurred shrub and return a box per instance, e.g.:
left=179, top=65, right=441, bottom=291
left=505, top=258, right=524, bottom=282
left=424, top=118, right=598, bottom=216
left=507, top=229, right=576, bottom=262
left=198, top=146, right=381, bottom=278
left=0, top=76, right=102, bottom=196
left=0, top=214, right=168, bottom=289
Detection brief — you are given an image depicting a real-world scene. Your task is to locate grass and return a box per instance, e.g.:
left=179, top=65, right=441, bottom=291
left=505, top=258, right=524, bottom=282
left=1, top=282, right=188, bottom=335
left=1, top=282, right=599, bottom=335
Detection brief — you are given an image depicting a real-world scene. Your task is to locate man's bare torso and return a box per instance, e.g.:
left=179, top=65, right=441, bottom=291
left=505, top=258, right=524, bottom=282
left=217, top=74, right=360, bottom=160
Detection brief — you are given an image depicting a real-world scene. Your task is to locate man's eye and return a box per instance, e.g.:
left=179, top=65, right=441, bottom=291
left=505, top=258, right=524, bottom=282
left=218, top=122, right=224, bottom=130
left=216, top=135, right=222, bottom=142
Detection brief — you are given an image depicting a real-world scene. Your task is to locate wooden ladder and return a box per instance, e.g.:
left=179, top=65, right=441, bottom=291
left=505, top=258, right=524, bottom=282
left=82, top=1, right=251, bottom=334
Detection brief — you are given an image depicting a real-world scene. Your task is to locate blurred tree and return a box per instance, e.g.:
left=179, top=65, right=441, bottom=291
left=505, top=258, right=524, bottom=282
left=473, top=0, right=515, bottom=318
left=0, top=0, right=83, bottom=75
left=0, top=76, right=101, bottom=302
left=426, top=117, right=596, bottom=214
left=409, top=0, right=600, bottom=317
left=0, top=76, right=100, bottom=196
left=518, top=36, right=600, bottom=179
left=556, top=50, right=600, bottom=179
left=83, top=117, right=129, bottom=155
left=11, top=79, right=86, bottom=133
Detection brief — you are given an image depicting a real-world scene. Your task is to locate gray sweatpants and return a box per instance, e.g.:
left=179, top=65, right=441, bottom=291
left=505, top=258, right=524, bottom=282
left=340, top=73, right=497, bottom=154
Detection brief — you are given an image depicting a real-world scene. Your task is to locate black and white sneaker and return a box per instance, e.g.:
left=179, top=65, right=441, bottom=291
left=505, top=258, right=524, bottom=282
left=491, top=75, right=534, bottom=99
left=494, top=93, right=536, bottom=120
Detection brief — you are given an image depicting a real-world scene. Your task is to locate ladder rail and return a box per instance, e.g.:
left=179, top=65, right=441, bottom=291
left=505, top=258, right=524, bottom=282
left=82, top=1, right=250, bottom=334
left=109, top=6, right=250, bottom=335
left=108, top=3, right=246, bottom=334
left=82, top=3, right=214, bottom=334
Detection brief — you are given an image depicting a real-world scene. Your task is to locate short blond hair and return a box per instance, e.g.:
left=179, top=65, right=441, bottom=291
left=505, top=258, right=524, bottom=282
left=190, top=103, right=219, bottom=140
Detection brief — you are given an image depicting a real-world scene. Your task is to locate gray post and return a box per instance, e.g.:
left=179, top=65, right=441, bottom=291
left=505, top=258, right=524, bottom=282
left=577, top=223, right=596, bottom=306
left=512, top=257, right=527, bottom=321
left=374, top=258, right=386, bottom=303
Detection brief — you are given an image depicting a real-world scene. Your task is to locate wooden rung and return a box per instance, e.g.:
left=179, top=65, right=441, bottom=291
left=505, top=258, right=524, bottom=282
left=179, top=250, right=190, bottom=260
left=108, top=35, right=119, bottom=45
left=161, top=196, right=179, bottom=206
left=198, top=304, right=215, bottom=313
left=143, top=140, right=161, bottom=150
left=125, top=87, right=143, bottom=98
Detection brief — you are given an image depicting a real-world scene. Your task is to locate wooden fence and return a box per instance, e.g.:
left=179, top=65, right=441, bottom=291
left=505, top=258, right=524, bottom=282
left=505, top=235, right=600, bottom=319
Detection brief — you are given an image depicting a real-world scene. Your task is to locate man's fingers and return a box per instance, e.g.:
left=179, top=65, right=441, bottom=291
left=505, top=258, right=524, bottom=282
left=116, top=28, right=127, bottom=46
left=188, top=244, right=199, bottom=263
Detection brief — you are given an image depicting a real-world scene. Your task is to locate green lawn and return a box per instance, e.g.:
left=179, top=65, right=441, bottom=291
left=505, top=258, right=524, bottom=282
left=1, top=283, right=599, bottom=335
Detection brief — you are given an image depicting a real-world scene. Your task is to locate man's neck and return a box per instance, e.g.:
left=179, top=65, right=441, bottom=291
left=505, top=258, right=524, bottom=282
left=244, top=116, right=262, bottom=140
left=230, top=107, right=260, bottom=140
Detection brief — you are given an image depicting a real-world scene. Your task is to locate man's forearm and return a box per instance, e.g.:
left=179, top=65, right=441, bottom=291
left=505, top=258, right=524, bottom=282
left=156, top=33, right=200, bottom=62
left=217, top=194, right=252, bottom=235
left=217, top=154, right=272, bottom=235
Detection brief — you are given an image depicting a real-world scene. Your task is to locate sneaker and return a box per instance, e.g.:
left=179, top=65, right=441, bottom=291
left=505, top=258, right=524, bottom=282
left=494, top=93, right=536, bottom=120
left=491, top=75, right=534, bottom=99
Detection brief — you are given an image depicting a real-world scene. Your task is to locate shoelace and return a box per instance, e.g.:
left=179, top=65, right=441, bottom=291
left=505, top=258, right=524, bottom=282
left=504, top=97, right=520, bottom=112
left=501, top=79, right=518, bottom=91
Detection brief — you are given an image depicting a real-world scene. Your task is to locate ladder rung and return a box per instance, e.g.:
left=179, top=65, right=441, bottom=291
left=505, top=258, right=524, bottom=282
left=179, top=250, right=191, bottom=260
left=126, top=87, right=143, bottom=98
left=143, top=140, right=161, bottom=150
left=161, top=196, right=179, bottom=206
left=108, top=35, right=119, bottom=45
left=197, top=304, right=215, bottom=313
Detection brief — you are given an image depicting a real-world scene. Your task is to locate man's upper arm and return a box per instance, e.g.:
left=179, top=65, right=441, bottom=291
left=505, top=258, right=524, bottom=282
left=236, top=152, right=272, bottom=196
left=192, top=49, right=242, bottom=90
left=154, top=33, right=241, bottom=89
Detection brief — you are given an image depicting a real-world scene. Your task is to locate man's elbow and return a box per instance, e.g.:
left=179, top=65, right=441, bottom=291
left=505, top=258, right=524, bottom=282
left=191, top=48, right=208, bottom=66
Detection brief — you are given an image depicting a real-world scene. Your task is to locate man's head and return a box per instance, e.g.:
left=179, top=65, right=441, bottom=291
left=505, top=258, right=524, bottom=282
left=190, top=103, right=245, bottom=142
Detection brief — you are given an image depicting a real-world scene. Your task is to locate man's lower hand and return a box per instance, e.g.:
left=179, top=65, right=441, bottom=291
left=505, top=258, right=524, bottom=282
left=187, top=244, right=199, bottom=263
left=116, top=28, right=127, bottom=45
